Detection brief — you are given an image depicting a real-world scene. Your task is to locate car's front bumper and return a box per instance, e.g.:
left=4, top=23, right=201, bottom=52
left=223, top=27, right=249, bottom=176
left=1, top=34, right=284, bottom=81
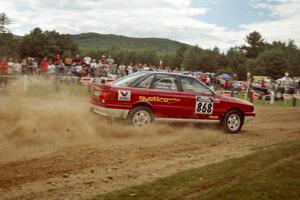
left=244, top=112, right=255, bottom=123
left=91, top=105, right=129, bottom=119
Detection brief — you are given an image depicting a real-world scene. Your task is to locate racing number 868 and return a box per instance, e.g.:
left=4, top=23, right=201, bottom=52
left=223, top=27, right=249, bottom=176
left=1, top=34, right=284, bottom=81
left=195, top=96, right=214, bottom=114
left=197, top=102, right=212, bottom=113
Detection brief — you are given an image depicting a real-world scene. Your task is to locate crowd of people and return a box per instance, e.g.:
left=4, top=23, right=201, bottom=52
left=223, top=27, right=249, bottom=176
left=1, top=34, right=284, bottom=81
left=1, top=54, right=114, bottom=77
left=2, top=55, right=299, bottom=97
left=0, top=54, right=182, bottom=88
left=0, top=54, right=178, bottom=78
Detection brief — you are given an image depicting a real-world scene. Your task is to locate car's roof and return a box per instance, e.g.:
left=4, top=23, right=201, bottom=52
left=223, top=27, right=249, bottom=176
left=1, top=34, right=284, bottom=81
left=138, top=71, right=194, bottom=78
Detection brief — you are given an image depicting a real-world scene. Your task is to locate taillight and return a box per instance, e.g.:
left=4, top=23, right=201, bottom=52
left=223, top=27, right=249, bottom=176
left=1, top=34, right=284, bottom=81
left=102, top=91, right=116, bottom=102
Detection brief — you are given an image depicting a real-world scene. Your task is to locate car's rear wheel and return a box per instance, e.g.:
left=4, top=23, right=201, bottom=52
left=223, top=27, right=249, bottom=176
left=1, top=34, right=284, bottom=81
left=127, top=106, right=153, bottom=127
left=222, top=110, right=243, bottom=133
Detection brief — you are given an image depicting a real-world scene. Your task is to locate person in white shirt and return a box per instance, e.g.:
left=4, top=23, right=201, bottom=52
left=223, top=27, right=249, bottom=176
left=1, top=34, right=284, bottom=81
left=47, top=61, right=56, bottom=76
left=119, top=64, right=126, bottom=77
left=7, top=58, right=14, bottom=75
left=83, top=56, right=91, bottom=65
left=75, top=65, right=82, bottom=76
left=127, top=64, right=133, bottom=75
left=90, top=59, right=99, bottom=77
left=90, top=59, right=98, bottom=69
left=13, top=61, right=22, bottom=75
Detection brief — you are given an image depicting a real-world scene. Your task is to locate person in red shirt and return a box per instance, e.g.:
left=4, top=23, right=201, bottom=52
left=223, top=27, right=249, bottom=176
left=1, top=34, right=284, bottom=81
left=75, top=55, right=81, bottom=65
left=40, top=57, right=49, bottom=75
left=200, top=73, right=207, bottom=83
left=54, top=54, right=61, bottom=65
left=0, top=57, right=9, bottom=88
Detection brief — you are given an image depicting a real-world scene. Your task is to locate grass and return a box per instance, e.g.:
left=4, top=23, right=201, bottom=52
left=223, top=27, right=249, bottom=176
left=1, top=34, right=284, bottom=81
left=233, top=93, right=300, bottom=107
left=91, top=141, right=300, bottom=200
left=252, top=98, right=300, bottom=107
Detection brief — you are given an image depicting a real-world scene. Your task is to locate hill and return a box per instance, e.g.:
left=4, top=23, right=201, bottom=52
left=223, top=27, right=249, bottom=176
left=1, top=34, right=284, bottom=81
left=70, top=32, right=188, bottom=55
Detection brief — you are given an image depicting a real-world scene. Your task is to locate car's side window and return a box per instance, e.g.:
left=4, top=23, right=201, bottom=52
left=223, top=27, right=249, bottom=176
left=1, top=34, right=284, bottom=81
left=136, top=75, right=154, bottom=88
left=152, top=74, right=178, bottom=91
left=181, top=76, right=212, bottom=94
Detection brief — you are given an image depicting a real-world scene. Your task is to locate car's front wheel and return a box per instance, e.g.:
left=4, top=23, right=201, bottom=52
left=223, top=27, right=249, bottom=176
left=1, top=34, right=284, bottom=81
left=222, top=110, right=244, bottom=133
left=127, top=106, right=153, bottom=127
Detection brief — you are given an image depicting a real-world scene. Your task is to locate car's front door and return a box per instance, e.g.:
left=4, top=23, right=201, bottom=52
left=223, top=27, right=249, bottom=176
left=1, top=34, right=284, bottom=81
left=178, top=76, right=220, bottom=120
left=146, top=74, right=183, bottom=118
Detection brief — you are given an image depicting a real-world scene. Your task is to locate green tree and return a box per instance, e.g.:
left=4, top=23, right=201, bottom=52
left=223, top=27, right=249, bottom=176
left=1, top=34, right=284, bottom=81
left=286, top=40, right=300, bottom=76
left=0, top=13, right=18, bottom=58
left=173, top=45, right=187, bottom=68
left=181, top=46, right=203, bottom=71
left=0, top=32, right=18, bottom=58
left=161, top=54, right=176, bottom=69
left=256, top=49, right=287, bottom=79
left=0, top=13, right=11, bottom=33
left=226, top=47, right=247, bottom=79
left=241, top=31, right=265, bottom=59
left=18, top=27, right=78, bottom=59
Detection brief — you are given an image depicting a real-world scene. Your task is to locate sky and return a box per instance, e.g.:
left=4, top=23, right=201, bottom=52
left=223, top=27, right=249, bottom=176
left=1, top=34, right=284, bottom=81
left=1, top=0, right=299, bottom=50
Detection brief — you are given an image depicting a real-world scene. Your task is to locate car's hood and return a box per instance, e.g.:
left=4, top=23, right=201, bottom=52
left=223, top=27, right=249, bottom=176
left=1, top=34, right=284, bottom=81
left=216, top=95, right=254, bottom=106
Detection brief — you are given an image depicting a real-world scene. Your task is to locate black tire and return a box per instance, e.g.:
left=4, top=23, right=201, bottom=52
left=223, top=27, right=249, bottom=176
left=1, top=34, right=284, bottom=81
left=127, top=106, right=153, bottom=127
left=222, top=110, right=244, bottom=133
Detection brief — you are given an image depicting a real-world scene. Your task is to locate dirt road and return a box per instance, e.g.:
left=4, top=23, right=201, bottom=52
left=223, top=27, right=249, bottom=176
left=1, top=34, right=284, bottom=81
left=0, top=94, right=300, bottom=200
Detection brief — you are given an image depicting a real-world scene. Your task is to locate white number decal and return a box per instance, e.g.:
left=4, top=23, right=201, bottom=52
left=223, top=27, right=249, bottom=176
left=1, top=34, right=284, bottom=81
left=195, top=96, right=214, bottom=114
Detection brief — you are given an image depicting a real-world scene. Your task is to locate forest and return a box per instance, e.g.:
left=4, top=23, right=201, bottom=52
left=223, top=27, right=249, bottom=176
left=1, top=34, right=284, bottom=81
left=1, top=12, right=300, bottom=79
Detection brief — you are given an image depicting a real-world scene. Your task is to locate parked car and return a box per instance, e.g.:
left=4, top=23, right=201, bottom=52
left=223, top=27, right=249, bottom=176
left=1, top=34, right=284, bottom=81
left=91, top=72, right=255, bottom=133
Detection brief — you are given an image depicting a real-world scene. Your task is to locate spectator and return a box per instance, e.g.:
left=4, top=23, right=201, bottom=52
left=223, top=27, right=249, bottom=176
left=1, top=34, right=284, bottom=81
left=127, top=63, right=133, bottom=75
left=8, top=58, right=14, bottom=75
left=0, top=57, right=8, bottom=88
left=90, top=59, right=98, bottom=77
left=83, top=56, right=91, bottom=66
left=64, top=55, right=73, bottom=67
left=99, top=55, right=107, bottom=67
left=224, top=80, right=233, bottom=90
left=133, top=64, right=139, bottom=73
left=11, top=60, right=22, bottom=75
left=107, top=55, right=114, bottom=67
left=27, top=58, right=35, bottom=75
left=75, top=64, right=82, bottom=77
left=57, top=61, right=65, bottom=75
left=40, top=57, right=49, bottom=75
left=143, top=64, right=149, bottom=71
left=118, top=64, right=126, bottom=77
left=54, top=54, right=61, bottom=65
left=47, top=61, right=56, bottom=76
left=21, top=59, right=28, bottom=75
left=75, top=55, right=81, bottom=65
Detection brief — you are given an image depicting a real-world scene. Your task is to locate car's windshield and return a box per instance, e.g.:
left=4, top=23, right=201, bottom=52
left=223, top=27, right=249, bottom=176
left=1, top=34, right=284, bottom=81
left=113, top=72, right=148, bottom=87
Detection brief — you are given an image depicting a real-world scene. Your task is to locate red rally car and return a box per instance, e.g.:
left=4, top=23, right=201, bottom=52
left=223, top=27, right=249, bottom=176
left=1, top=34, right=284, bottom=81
left=91, top=72, right=255, bottom=133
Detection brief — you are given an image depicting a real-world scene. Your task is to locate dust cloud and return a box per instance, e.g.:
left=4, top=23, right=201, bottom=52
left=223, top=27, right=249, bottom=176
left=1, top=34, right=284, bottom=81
left=0, top=77, right=221, bottom=163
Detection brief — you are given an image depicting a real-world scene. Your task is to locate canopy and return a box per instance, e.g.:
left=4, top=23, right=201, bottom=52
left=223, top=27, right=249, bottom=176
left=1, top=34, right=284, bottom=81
left=276, top=76, right=294, bottom=84
left=217, top=73, right=232, bottom=80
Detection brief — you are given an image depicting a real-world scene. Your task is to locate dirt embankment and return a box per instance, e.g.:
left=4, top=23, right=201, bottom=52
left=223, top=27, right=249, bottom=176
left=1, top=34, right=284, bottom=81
left=0, top=79, right=300, bottom=200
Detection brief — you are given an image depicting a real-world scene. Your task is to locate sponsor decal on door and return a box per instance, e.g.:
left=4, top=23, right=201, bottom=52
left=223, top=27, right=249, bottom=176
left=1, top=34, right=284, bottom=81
left=118, top=90, right=131, bottom=101
left=139, top=96, right=180, bottom=103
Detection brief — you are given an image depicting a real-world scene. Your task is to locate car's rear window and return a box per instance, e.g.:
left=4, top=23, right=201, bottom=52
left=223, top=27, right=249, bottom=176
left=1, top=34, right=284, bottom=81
left=113, top=72, right=148, bottom=87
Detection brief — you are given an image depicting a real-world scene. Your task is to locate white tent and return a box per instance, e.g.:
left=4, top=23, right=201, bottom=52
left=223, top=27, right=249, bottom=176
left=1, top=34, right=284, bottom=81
left=276, top=76, right=294, bottom=84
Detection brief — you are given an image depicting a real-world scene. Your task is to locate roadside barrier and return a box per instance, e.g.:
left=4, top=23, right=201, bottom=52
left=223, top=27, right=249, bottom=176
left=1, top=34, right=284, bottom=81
left=220, top=89, right=299, bottom=107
